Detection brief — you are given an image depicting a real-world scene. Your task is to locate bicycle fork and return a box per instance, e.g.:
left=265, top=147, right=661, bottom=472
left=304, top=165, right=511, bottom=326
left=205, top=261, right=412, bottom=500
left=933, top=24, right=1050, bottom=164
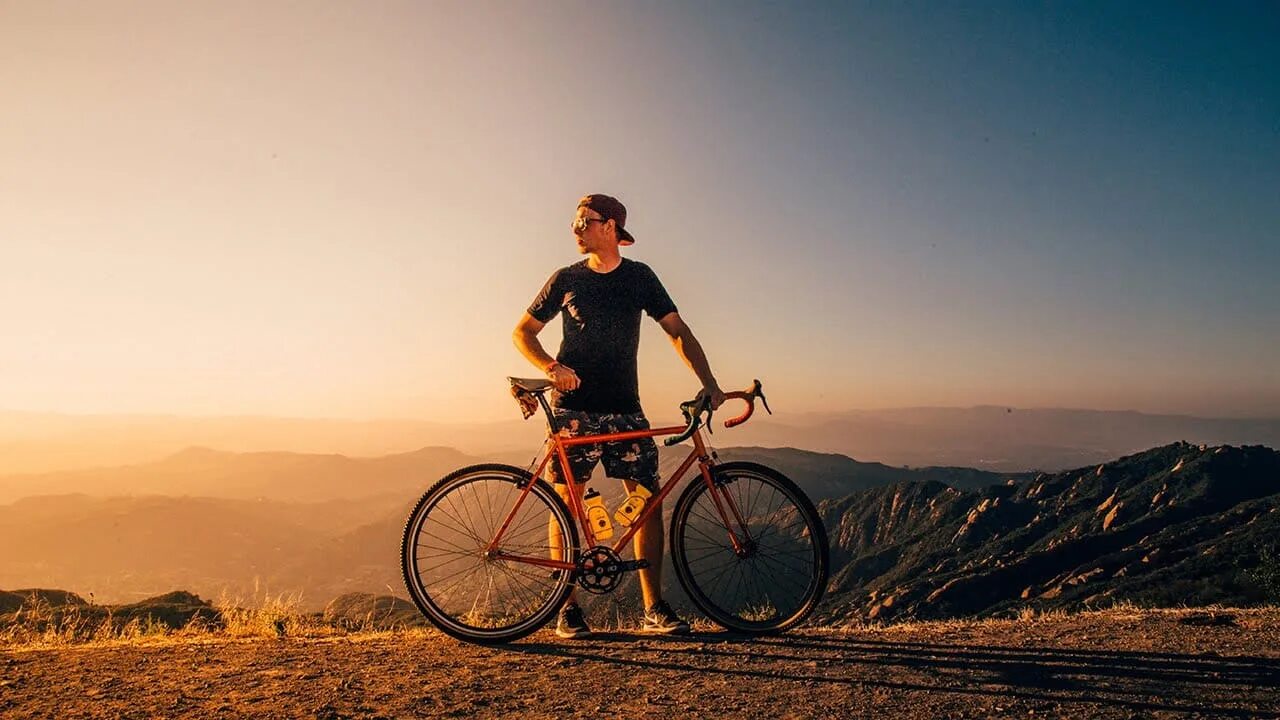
left=692, top=441, right=753, bottom=557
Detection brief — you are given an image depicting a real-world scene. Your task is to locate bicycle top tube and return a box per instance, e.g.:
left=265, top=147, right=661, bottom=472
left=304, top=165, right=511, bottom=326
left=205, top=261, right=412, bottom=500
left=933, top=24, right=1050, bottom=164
left=506, top=377, right=771, bottom=446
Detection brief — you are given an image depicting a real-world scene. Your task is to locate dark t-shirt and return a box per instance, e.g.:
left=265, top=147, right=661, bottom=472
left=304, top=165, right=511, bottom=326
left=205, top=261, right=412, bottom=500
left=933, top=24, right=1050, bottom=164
left=527, top=258, right=677, bottom=413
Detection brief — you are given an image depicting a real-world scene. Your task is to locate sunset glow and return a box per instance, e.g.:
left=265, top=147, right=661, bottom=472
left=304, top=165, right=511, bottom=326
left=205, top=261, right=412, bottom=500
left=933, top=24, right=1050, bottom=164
left=2, top=2, right=1277, bottom=425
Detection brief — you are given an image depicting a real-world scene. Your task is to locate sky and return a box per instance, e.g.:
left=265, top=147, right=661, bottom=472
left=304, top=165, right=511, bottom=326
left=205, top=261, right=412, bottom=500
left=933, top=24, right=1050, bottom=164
left=2, top=1, right=1278, bottom=423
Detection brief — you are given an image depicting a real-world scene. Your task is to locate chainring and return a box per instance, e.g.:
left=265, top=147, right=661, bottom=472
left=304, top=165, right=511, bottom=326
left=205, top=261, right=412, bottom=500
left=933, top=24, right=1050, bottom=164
left=575, top=545, right=624, bottom=595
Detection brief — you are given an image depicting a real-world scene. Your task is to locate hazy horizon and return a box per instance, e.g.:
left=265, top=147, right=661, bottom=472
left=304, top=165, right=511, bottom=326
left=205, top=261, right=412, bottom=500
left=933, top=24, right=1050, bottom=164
left=4, top=399, right=1280, bottom=424
left=4, top=2, right=1278, bottom=423
left=3, top=403, right=1278, bottom=479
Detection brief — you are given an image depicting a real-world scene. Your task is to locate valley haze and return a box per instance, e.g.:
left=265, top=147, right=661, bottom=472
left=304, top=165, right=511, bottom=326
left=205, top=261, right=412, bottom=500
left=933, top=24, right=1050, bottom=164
left=3, top=405, right=1278, bottom=476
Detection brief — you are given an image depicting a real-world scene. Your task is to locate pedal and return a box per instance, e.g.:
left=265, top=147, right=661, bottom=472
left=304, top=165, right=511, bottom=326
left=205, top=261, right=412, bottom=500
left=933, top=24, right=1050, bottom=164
left=619, top=559, right=650, bottom=572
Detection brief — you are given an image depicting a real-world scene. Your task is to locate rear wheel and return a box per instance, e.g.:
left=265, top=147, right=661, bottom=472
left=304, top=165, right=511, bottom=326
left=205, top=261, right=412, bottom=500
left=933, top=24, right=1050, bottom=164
left=401, top=463, right=578, bottom=644
left=670, top=461, right=828, bottom=634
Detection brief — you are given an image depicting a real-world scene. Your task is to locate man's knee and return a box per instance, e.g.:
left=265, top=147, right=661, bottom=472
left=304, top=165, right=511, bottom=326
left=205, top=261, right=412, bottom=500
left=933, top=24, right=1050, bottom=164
left=621, top=475, right=660, bottom=496
left=553, top=480, right=584, bottom=503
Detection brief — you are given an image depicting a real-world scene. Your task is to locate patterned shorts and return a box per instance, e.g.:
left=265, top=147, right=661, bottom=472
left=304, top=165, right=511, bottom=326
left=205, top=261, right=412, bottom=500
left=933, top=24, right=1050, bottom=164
left=547, top=410, right=660, bottom=493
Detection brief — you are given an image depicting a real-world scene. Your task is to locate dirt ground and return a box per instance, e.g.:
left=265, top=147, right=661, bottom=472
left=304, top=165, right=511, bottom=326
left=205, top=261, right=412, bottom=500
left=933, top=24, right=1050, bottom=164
left=2, top=608, right=1278, bottom=719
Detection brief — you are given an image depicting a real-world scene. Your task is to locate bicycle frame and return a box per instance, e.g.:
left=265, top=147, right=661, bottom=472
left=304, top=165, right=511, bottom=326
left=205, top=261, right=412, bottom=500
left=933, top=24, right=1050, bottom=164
left=485, top=423, right=751, bottom=573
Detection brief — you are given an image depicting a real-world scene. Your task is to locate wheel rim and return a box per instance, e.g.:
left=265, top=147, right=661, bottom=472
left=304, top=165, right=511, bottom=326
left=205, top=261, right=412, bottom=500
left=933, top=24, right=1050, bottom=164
left=676, top=469, right=823, bottom=630
left=406, top=473, right=572, bottom=638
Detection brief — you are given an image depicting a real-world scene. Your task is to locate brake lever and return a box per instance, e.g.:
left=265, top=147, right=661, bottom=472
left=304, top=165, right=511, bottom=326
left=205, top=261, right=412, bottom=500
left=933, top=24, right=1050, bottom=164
left=692, top=394, right=714, bottom=434
left=666, top=395, right=712, bottom=446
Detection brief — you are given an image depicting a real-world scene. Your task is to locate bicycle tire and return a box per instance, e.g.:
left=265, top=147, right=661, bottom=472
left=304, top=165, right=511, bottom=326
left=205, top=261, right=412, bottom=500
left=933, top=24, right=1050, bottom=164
left=400, top=463, right=578, bottom=644
left=670, top=461, right=828, bottom=634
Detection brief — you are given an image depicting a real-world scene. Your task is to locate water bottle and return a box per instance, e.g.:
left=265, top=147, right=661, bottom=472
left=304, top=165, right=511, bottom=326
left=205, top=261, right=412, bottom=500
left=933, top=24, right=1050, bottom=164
left=583, top=487, right=613, bottom=540
left=613, top=485, right=653, bottom=527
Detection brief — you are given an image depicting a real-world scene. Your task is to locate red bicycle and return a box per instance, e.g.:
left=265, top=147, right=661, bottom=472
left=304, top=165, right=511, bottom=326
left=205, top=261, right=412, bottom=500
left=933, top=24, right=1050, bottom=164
left=400, top=378, right=829, bottom=644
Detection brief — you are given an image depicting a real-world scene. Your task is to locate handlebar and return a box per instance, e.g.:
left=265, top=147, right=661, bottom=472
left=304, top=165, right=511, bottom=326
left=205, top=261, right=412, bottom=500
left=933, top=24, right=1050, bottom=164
left=664, top=379, right=772, bottom=447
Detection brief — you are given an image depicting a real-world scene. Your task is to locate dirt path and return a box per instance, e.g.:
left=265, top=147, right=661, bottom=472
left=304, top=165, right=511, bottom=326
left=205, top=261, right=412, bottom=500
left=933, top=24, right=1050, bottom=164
left=3, top=610, right=1279, bottom=719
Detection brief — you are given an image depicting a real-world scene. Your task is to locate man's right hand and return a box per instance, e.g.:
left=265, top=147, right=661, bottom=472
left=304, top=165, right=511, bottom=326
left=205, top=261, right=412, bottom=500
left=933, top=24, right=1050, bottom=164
left=546, top=362, right=581, bottom=392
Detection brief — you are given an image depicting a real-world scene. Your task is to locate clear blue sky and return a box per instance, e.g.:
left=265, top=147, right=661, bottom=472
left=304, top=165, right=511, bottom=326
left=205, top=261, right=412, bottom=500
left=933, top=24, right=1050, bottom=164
left=1, top=1, right=1277, bottom=420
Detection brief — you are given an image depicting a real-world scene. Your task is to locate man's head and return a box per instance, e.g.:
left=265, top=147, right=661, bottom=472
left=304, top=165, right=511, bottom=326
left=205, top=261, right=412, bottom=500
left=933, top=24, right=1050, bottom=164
left=572, top=194, right=634, bottom=253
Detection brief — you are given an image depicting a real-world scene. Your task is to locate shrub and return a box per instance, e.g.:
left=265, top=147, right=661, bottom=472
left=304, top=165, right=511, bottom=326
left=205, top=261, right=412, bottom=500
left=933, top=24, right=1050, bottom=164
left=1247, top=542, right=1280, bottom=602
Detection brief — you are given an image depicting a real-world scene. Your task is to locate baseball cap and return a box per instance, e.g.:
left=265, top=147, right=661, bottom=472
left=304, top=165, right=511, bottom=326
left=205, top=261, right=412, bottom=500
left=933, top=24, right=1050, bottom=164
left=578, top=194, right=635, bottom=245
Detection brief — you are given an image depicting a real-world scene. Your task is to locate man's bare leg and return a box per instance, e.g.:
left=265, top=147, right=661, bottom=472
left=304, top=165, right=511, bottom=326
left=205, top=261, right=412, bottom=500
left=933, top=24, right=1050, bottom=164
left=551, top=481, right=583, bottom=607
left=552, top=479, right=663, bottom=610
left=627, top=479, right=664, bottom=610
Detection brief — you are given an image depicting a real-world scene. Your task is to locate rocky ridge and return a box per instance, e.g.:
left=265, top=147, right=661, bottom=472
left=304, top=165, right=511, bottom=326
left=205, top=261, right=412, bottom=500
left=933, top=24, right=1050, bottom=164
left=819, top=442, right=1280, bottom=622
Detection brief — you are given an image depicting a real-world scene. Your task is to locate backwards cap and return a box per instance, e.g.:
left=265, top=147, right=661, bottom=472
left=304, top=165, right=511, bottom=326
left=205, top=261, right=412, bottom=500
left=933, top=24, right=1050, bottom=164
left=579, top=194, right=634, bottom=245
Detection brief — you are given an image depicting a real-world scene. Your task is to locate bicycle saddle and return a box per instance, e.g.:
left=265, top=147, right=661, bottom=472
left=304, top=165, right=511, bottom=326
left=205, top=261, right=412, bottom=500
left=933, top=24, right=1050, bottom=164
left=507, top=377, right=554, bottom=393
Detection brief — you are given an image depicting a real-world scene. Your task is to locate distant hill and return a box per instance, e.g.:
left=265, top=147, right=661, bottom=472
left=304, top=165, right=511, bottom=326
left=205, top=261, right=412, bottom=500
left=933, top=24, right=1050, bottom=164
left=0, top=446, right=481, bottom=504
left=672, top=446, right=1031, bottom=500
left=4, top=406, right=1278, bottom=475
left=0, top=411, right=543, bottom=475
left=717, top=407, right=1280, bottom=471
left=816, top=442, right=1280, bottom=622
left=0, top=495, right=330, bottom=601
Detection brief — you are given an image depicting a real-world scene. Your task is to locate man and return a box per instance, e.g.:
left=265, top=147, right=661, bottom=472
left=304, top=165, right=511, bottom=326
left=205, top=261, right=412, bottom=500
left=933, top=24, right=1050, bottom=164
left=513, top=193, right=726, bottom=638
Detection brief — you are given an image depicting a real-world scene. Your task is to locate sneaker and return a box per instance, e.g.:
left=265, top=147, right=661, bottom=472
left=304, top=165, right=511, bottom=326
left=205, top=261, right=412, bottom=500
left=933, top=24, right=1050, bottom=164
left=641, top=600, right=690, bottom=635
left=555, top=603, right=591, bottom=639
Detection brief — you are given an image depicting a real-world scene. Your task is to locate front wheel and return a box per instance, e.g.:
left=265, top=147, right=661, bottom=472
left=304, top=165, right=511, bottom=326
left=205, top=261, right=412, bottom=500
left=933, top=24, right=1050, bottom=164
left=401, top=463, right=578, bottom=644
left=670, top=461, right=829, bottom=634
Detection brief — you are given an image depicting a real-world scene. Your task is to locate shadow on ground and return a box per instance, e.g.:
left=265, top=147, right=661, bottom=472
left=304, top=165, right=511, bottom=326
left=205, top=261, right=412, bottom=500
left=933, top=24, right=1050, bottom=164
left=509, top=633, right=1280, bottom=718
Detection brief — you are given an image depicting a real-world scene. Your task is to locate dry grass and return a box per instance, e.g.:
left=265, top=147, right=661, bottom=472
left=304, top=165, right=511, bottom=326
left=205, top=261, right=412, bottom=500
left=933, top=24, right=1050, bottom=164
left=6, top=598, right=1278, bottom=650
left=213, top=590, right=338, bottom=639
left=0, top=590, right=402, bottom=650
left=212, top=588, right=432, bottom=639
left=841, top=602, right=1280, bottom=636
left=0, top=597, right=180, bottom=648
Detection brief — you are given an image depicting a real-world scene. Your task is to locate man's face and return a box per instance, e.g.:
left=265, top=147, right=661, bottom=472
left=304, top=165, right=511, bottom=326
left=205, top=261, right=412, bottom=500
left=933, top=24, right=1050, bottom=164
left=572, top=205, right=614, bottom=254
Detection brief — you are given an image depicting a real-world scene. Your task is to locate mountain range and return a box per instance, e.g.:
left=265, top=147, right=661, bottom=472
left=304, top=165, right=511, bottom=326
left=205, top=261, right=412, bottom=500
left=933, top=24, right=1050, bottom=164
left=0, top=444, right=1022, bottom=605
left=4, top=406, right=1278, bottom=474
left=0, top=445, right=476, bottom=504
left=4, top=441, right=1278, bottom=623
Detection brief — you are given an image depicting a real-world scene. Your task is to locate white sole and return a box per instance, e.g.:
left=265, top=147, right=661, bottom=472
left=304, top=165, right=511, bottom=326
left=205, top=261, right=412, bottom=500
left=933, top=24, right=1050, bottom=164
left=640, top=625, right=689, bottom=635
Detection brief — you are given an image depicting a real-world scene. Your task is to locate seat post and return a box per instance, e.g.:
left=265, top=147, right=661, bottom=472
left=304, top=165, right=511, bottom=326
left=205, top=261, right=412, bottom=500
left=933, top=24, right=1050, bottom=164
left=537, top=393, right=560, bottom=433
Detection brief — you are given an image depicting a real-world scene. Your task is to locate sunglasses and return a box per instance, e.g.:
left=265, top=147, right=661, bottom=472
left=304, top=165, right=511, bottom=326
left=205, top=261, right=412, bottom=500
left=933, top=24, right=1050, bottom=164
left=571, top=216, right=608, bottom=233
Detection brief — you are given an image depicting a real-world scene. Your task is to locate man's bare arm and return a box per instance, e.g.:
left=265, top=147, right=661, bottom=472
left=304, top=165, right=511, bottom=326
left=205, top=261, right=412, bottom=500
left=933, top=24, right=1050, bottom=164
left=657, top=312, right=725, bottom=409
left=512, top=312, right=580, bottom=391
